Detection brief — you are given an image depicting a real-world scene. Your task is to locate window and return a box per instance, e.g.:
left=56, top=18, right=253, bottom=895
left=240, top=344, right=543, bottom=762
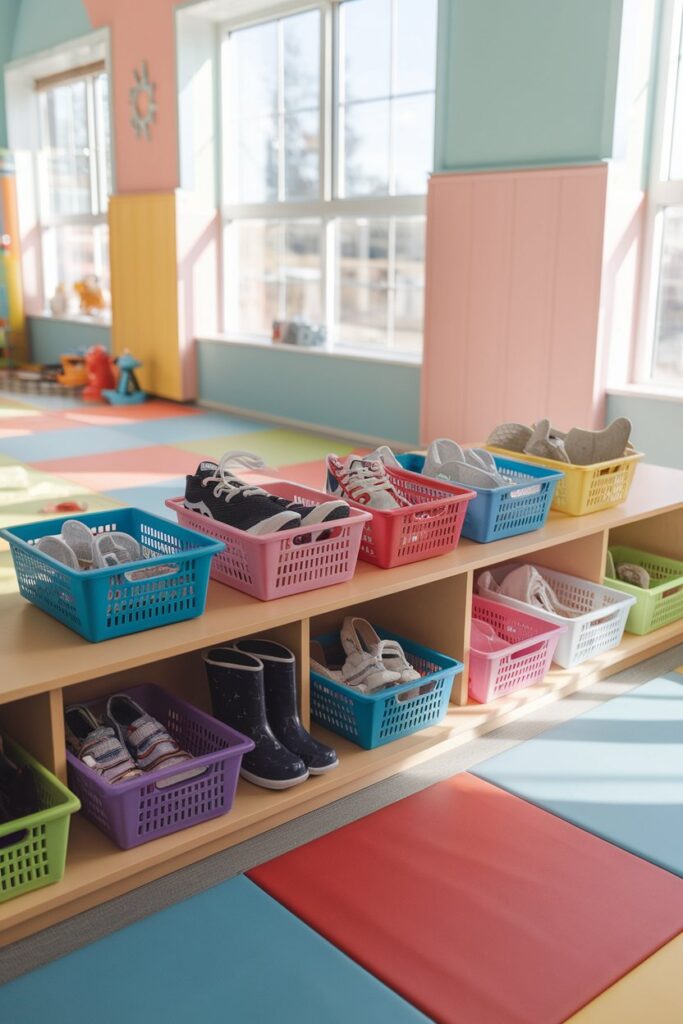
left=37, top=64, right=111, bottom=311
left=220, top=0, right=438, bottom=355
left=638, top=0, right=683, bottom=386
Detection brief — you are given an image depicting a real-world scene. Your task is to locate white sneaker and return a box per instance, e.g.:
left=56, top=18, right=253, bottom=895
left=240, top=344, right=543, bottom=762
left=365, top=445, right=403, bottom=470
left=377, top=639, right=421, bottom=683
left=326, top=454, right=408, bottom=511
left=310, top=641, right=343, bottom=683
left=340, top=617, right=402, bottom=692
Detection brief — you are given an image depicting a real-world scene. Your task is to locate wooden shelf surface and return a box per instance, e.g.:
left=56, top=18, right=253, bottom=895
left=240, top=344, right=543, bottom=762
left=0, top=618, right=681, bottom=945
left=2, top=463, right=682, bottom=704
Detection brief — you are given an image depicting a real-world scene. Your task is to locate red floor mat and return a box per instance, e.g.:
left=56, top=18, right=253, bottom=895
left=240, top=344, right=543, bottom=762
left=249, top=774, right=683, bottom=1024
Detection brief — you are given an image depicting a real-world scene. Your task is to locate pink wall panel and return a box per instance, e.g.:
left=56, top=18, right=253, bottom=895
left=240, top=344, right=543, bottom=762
left=84, top=0, right=179, bottom=193
left=421, top=165, right=609, bottom=444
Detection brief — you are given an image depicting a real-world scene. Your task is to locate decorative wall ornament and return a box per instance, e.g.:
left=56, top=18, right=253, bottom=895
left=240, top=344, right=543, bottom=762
left=129, top=61, right=157, bottom=140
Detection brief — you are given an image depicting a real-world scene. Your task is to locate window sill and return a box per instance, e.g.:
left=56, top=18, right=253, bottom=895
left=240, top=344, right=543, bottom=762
left=197, top=333, right=423, bottom=368
left=29, top=311, right=112, bottom=327
left=606, top=383, right=683, bottom=404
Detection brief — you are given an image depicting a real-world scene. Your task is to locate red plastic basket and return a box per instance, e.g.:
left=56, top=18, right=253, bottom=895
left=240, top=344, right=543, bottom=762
left=166, top=482, right=372, bottom=601
left=468, top=595, right=566, bottom=704
left=343, top=465, right=475, bottom=568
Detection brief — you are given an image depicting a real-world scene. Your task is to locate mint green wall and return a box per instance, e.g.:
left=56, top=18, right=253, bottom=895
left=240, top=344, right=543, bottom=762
left=435, top=0, right=624, bottom=170
left=606, top=393, right=683, bottom=470
left=10, top=0, right=91, bottom=60
left=0, top=0, right=20, bottom=147
left=197, top=341, right=421, bottom=445
left=29, top=316, right=111, bottom=364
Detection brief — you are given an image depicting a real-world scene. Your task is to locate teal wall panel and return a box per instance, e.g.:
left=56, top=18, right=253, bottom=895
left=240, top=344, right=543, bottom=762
left=28, top=316, right=111, bottom=364
left=0, top=0, right=20, bottom=147
left=435, top=0, right=624, bottom=171
left=197, top=341, right=421, bottom=445
left=606, top=392, right=683, bottom=470
left=10, top=0, right=92, bottom=60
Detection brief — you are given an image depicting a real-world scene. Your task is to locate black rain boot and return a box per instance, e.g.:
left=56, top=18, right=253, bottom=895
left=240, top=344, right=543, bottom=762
left=234, top=639, right=339, bottom=775
left=203, top=647, right=309, bottom=790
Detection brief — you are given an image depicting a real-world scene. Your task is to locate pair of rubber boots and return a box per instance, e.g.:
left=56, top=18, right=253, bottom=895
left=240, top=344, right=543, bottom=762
left=203, top=639, right=338, bottom=789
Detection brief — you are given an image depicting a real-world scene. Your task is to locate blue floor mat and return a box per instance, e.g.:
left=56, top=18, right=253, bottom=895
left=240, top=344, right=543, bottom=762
left=104, top=479, right=186, bottom=518
left=0, top=425, right=151, bottom=462
left=0, top=876, right=430, bottom=1023
left=474, top=672, right=683, bottom=877
left=112, top=412, right=271, bottom=445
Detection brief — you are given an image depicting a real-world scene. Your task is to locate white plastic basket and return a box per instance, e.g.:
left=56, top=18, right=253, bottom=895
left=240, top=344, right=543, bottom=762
left=477, top=564, right=636, bottom=669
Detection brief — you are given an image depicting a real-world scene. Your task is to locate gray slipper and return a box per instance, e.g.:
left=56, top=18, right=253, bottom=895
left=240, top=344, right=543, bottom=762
left=424, top=439, right=506, bottom=488
left=61, top=519, right=95, bottom=569
left=563, top=417, right=632, bottom=465
left=36, top=535, right=80, bottom=570
left=524, top=419, right=571, bottom=463
left=93, top=531, right=142, bottom=568
left=486, top=423, right=533, bottom=453
left=616, top=562, right=650, bottom=589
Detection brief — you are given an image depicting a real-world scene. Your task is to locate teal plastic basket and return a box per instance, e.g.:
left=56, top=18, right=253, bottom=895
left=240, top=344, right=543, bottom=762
left=310, top=628, right=463, bottom=749
left=1, top=508, right=224, bottom=642
left=396, top=453, right=563, bottom=543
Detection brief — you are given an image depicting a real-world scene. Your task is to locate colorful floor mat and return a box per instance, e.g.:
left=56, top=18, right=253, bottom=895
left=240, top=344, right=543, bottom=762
left=0, top=391, right=357, bottom=574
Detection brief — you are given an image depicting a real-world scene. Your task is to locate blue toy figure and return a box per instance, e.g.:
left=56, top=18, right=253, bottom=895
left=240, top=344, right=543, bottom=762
left=103, top=351, right=147, bottom=405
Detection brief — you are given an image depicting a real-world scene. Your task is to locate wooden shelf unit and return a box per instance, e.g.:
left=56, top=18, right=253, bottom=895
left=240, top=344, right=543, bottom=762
left=0, top=463, right=681, bottom=945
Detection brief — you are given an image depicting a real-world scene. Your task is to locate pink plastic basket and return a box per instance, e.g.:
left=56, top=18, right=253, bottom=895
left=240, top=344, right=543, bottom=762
left=343, top=466, right=475, bottom=569
left=166, top=482, right=372, bottom=601
left=468, top=595, right=566, bottom=704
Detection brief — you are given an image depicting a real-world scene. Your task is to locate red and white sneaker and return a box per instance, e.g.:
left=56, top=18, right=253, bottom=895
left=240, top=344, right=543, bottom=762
left=325, top=454, right=408, bottom=510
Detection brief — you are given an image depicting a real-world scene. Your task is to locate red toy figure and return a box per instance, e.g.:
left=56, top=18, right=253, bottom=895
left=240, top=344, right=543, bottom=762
left=83, top=345, right=116, bottom=401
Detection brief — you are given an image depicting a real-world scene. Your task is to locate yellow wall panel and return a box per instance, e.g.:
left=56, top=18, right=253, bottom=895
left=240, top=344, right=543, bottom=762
left=109, top=192, right=185, bottom=400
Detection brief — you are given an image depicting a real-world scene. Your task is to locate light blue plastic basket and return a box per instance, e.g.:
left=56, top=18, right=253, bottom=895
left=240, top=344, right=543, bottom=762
left=310, top=628, right=463, bottom=749
left=1, top=508, right=224, bottom=642
left=396, top=453, right=563, bottom=543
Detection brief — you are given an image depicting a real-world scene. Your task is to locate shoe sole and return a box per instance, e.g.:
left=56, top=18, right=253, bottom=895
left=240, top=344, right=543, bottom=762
left=307, top=758, right=340, bottom=775
left=300, top=502, right=350, bottom=526
left=240, top=767, right=310, bottom=790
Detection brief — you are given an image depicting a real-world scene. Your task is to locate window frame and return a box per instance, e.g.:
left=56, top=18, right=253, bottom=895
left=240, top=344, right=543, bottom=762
left=634, top=0, right=683, bottom=387
left=36, top=64, right=111, bottom=308
left=218, top=0, right=430, bottom=356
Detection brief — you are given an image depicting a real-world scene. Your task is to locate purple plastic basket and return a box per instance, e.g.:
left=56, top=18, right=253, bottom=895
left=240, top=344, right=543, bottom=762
left=66, top=685, right=254, bottom=849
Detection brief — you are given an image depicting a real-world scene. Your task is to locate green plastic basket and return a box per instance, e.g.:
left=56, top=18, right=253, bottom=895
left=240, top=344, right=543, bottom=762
left=606, top=546, right=683, bottom=636
left=0, top=737, right=80, bottom=904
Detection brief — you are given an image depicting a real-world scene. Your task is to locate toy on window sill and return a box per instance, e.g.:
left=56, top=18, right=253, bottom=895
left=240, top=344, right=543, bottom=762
left=83, top=345, right=116, bottom=401
left=49, top=284, right=70, bottom=317
left=74, top=275, right=108, bottom=317
left=56, top=353, right=88, bottom=388
left=102, top=351, right=146, bottom=405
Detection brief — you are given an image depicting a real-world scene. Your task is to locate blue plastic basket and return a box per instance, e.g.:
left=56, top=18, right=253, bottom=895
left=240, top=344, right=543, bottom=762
left=310, top=628, right=463, bottom=749
left=1, top=508, right=224, bottom=642
left=396, top=453, right=563, bottom=543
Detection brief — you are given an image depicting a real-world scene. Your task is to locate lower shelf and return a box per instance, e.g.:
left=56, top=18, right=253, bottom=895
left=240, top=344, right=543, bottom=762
left=1, top=620, right=681, bottom=945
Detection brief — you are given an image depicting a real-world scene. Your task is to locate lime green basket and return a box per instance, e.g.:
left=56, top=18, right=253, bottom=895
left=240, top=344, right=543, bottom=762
left=605, top=546, right=683, bottom=636
left=0, top=737, right=80, bottom=904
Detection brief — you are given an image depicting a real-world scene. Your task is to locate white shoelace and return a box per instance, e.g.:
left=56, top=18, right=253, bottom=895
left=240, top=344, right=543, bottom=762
left=201, top=451, right=269, bottom=503
left=344, top=460, right=397, bottom=498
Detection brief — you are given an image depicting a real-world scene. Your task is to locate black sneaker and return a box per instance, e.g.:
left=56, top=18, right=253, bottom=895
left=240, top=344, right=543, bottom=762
left=185, top=461, right=302, bottom=535
left=270, top=496, right=350, bottom=526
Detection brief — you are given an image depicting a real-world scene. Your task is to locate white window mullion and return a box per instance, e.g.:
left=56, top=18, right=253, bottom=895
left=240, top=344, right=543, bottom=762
left=219, top=0, right=436, bottom=357
left=633, top=0, right=683, bottom=386
left=277, top=19, right=286, bottom=202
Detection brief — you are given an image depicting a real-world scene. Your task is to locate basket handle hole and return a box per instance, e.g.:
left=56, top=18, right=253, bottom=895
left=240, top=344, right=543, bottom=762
left=510, top=640, right=545, bottom=659
left=0, top=827, right=29, bottom=850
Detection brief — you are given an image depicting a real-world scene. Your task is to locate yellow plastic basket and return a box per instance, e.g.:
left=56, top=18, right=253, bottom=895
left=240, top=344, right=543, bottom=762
left=486, top=448, right=643, bottom=516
